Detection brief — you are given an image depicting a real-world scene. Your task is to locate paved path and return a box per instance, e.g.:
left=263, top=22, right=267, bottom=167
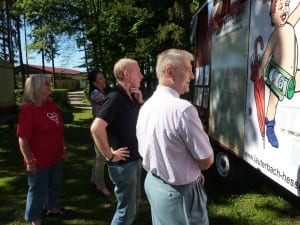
left=67, top=91, right=91, bottom=109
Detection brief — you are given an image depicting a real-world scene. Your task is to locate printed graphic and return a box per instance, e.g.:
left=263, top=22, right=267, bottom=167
left=193, top=0, right=300, bottom=197
left=251, top=36, right=265, bottom=139
left=257, top=0, right=300, bottom=148
left=47, top=112, right=59, bottom=125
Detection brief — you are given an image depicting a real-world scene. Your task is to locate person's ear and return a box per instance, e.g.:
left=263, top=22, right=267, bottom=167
left=165, top=64, right=172, bottom=78
left=123, top=70, right=130, bottom=79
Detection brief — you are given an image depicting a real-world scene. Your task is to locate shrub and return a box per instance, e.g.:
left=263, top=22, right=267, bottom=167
left=83, top=86, right=90, bottom=103
left=14, top=89, right=24, bottom=105
left=51, top=89, right=70, bottom=108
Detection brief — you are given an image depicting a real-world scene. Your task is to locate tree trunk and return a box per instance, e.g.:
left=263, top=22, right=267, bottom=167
left=23, top=17, right=29, bottom=87
left=5, top=0, right=16, bottom=88
left=50, top=35, right=56, bottom=88
left=16, top=18, right=24, bottom=88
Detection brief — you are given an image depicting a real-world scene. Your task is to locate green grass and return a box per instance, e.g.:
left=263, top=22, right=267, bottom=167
left=204, top=162, right=300, bottom=225
left=0, top=107, right=300, bottom=225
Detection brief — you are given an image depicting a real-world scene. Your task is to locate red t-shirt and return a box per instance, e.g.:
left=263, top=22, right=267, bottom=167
left=17, top=99, right=64, bottom=169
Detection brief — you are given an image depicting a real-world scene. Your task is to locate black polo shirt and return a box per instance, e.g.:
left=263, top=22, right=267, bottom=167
left=96, top=84, right=141, bottom=164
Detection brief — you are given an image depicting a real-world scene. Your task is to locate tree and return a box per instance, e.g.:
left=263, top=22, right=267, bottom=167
left=98, top=0, right=197, bottom=81
left=76, top=0, right=197, bottom=82
left=0, top=0, right=26, bottom=87
left=14, top=0, right=78, bottom=87
left=2, top=0, right=199, bottom=90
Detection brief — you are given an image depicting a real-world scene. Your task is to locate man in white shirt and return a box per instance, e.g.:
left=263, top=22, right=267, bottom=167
left=136, top=49, right=214, bottom=225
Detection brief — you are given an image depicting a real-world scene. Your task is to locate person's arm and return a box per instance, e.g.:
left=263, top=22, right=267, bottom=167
left=288, top=2, right=300, bottom=27
left=130, top=87, right=144, bottom=104
left=90, top=89, right=105, bottom=105
left=90, top=118, right=130, bottom=162
left=62, top=137, right=68, bottom=160
left=18, top=136, right=37, bottom=174
left=198, top=154, right=214, bottom=171
left=259, top=32, right=275, bottom=79
left=180, top=106, right=214, bottom=171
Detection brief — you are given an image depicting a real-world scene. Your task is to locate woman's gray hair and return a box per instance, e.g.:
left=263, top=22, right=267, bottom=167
left=23, top=74, right=49, bottom=105
left=155, top=49, right=194, bottom=79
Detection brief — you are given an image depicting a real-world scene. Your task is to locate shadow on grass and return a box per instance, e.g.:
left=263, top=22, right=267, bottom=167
left=1, top=107, right=299, bottom=225
left=0, top=124, right=28, bottom=224
left=0, top=108, right=150, bottom=225
left=204, top=157, right=300, bottom=225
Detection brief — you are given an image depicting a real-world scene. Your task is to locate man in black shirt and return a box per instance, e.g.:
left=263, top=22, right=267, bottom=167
left=90, top=58, right=144, bottom=225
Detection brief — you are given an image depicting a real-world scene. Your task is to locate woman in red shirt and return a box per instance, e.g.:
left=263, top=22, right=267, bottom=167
left=17, top=74, right=71, bottom=225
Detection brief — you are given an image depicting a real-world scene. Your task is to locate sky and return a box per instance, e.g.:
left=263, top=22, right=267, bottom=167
left=21, top=28, right=86, bottom=72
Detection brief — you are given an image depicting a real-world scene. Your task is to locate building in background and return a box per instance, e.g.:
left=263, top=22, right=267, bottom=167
left=14, top=64, right=87, bottom=90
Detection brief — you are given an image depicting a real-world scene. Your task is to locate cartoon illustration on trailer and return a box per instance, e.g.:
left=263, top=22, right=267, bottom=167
left=251, top=0, right=300, bottom=148
left=251, top=36, right=265, bottom=142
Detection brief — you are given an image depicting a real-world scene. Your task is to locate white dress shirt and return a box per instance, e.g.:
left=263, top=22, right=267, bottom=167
left=136, top=86, right=213, bottom=185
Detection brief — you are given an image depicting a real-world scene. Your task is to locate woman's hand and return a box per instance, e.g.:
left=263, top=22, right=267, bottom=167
left=62, top=146, right=68, bottom=160
left=26, top=161, right=38, bottom=174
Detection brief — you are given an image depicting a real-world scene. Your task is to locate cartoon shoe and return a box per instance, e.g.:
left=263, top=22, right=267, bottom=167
left=265, top=118, right=279, bottom=148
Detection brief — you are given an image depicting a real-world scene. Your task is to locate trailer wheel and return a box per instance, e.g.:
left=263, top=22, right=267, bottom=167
left=215, top=150, right=234, bottom=181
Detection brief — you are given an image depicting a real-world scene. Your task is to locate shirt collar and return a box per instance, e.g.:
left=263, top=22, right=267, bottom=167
left=115, top=83, right=139, bottom=103
left=115, top=83, right=127, bottom=96
left=156, top=85, right=180, bottom=98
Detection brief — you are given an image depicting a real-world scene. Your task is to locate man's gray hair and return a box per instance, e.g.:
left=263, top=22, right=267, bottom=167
left=155, top=49, right=194, bottom=79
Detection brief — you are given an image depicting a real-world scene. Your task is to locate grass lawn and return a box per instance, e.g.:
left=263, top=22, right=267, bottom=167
left=0, top=107, right=300, bottom=225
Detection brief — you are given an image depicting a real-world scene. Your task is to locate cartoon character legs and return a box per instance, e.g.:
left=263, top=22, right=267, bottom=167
left=265, top=118, right=279, bottom=148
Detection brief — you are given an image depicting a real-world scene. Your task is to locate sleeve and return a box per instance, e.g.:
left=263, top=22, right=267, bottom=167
left=179, top=105, right=213, bottom=160
left=90, top=89, right=104, bottom=105
left=96, top=92, right=118, bottom=124
left=16, top=104, right=33, bottom=139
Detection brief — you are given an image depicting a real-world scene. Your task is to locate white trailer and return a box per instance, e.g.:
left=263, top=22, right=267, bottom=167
left=192, top=0, right=300, bottom=197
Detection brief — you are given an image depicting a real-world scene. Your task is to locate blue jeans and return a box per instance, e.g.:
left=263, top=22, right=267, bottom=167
left=145, top=172, right=209, bottom=225
left=108, top=159, right=142, bottom=225
left=25, top=161, right=63, bottom=221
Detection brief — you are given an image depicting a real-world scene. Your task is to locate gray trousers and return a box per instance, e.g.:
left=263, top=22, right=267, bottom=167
left=144, top=172, right=209, bottom=225
left=91, top=144, right=106, bottom=188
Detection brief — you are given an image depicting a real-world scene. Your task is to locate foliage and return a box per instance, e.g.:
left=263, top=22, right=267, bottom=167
left=14, top=88, right=24, bottom=105
left=1, top=0, right=199, bottom=86
left=14, top=88, right=70, bottom=108
left=50, top=89, right=70, bottom=108
left=83, top=85, right=90, bottom=103
left=0, top=0, right=23, bottom=64
left=13, top=0, right=77, bottom=62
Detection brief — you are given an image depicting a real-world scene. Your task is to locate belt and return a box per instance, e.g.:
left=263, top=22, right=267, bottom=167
left=151, top=172, right=201, bottom=187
